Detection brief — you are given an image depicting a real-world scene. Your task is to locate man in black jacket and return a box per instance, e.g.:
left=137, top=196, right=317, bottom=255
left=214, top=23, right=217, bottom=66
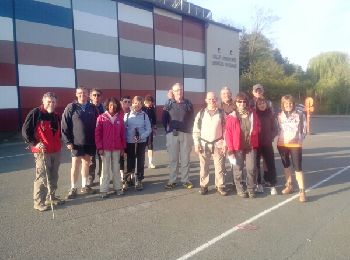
left=61, top=86, right=99, bottom=199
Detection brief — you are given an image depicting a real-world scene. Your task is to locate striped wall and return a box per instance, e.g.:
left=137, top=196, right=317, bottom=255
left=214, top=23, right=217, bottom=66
left=0, top=0, right=213, bottom=131
left=0, top=0, right=18, bottom=131
left=15, top=0, right=75, bottom=119
left=118, top=2, right=155, bottom=99
left=73, top=0, right=120, bottom=99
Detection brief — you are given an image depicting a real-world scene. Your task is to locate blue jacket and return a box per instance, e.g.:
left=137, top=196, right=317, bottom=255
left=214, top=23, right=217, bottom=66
left=124, top=110, right=152, bottom=143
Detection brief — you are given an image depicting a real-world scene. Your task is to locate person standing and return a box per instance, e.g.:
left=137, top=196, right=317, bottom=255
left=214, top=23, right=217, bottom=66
left=95, top=97, right=126, bottom=198
left=255, top=97, right=278, bottom=195
left=193, top=92, right=227, bottom=196
left=142, top=95, right=157, bottom=169
left=120, top=96, right=132, bottom=180
left=124, top=96, right=152, bottom=191
left=61, top=86, right=99, bottom=199
left=277, top=95, right=307, bottom=202
left=22, top=92, right=64, bottom=212
left=250, top=84, right=273, bottom=112
left=162, top=83, right=195, bottom=189
left=88, top=88, right=105, bottom=186
left=225, top=92, right=260, bottom=198
left=220, top=86, right=235, bottom=115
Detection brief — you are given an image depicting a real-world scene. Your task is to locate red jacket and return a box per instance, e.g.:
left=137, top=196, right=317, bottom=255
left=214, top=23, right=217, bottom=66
left=225, top=110, right=260, bottom=151
left=22, top=106, right=61, bottom=153
left=95, top=111, right=126, bottom=151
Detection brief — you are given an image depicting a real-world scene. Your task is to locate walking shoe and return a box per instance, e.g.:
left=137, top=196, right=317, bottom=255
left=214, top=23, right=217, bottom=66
left=148, top=163, right=156, bottom=169
left=122, top=181, right=128, bottom=192
left=45, top=194, right=65, bottom=206
left=135, top=180, right=143, bottom=191
left=118, top=189, right=125, bottom=196
left=217, top=187, right=228, bottom=196
left=101, top=192, right=109, bottom=199
left=299, top=189, right=307, bottom=202
left=270, top=187, right=278, bottom=195
left=66, top=188, right=77, bottom=200
left=282, top=184, right=293, bottom=195
left=264, top=181, right=272, bottom=187
left=199, top=187, right=208, bottom=195
left=34, top=203, right=50, bottom=212
left=237, top=191, right=248, bottom=198
left=109, top=190, right=117, bottom=196
left=80, top=186, right=97, bottom=195
left=248, top=191, right=256, bottom=199
left=182, top=182, right=193, bottom=189
left=164, top=182, right=177, bottom=189
left=256, top=184, right=264, bottom=193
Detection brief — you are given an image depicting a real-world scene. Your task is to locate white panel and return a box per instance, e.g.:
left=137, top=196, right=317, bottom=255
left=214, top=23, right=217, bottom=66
left=118, top=3, right=153, bottom=29
left=155, top=45, right=182, bottom=63
left=73, top=10, right=118, bottom=37
left=183, top=50, right=205, bottom=66
left=0, top=86, right=18, bottom=109
left=0, top=17, right=14, bottom=41
left=156, top=90, right=170, bottom=106
left=18, top=65, right=76, bottom=88
left=184, top=78, right=205, bottom=92
left=75, top=50, right=119, bottom=72
left=154, top=8, right=182, bottom=21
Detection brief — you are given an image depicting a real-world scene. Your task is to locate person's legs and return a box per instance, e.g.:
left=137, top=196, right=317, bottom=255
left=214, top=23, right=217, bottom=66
left=111, top=150, right=121, bottom=191
left=166, top=133, right=180, bottom=185
left=100, top=151, right=111, bottom=193
left=48, top=152, right=61, bottom=194
left=245, top=149, right=257, bottom=196
left=179, top=132, right=192, bottom=184
left=126, top=143, right=135, bottom=177
left=290, top=147, right=306, bottom=202
left=199, top=151, right=210, bottom=188
left=261, top=145, right=277, bottom=186
left=33, top=153, right=48, bottom=207
left=81, top=154, right=91, bottom=188
left=213, top=147, right=225, bottom=189
left=88, top=153, right=97, bottom=185
left=70, top=156, right=81, bottom=189
left=232, top=151, right=245, bottom=194
left=278, top=146, right=294, bottom=194
left=136, top=142, right=146, bottom=181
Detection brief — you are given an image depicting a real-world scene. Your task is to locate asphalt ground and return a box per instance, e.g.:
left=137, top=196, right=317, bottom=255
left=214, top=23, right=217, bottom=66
left=0, top=117, right=349, bottom=260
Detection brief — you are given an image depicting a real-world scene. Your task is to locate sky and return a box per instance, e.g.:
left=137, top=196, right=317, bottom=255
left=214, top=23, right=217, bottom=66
left=189, top=0, right=350, bottom=70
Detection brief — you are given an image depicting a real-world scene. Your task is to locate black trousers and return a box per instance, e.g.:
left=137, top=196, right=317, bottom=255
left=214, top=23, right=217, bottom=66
left=126, top=142, right=146, bottom=181
left=256, top=145, right=277, bottom=186
left=89, top=152, right=102, bottom=181
left=277, top=146, right=302, bottom=172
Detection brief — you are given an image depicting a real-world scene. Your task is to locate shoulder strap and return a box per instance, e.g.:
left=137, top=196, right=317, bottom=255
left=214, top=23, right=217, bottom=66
left=126, top=112, right=130, bottom=128
left=197, top=108, right=205, bottom=131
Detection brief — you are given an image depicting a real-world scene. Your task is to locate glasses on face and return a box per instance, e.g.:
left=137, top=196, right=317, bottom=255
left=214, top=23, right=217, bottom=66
left=92, top=93, right=100, bottom=97
left=123, top=100, right=131, bottom=103
left=236, top=100, right=247, bottom=104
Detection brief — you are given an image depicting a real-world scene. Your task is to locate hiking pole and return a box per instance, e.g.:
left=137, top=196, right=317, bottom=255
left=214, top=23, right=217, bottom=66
left=41, top=148, right=55, bottom=220
left=134, top=128, right=139, bottom=190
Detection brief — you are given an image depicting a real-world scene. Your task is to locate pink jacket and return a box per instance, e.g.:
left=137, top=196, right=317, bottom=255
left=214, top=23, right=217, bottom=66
left=225, top=110, right=260, bottom=151
left=95, top=111, right=126, bottom=151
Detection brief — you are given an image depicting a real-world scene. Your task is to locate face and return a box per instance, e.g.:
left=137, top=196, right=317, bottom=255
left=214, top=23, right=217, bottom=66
left=42, top=97, right=57, bottom=113
left=172, top=84, right=183, bottom=100
left=90, top=91, right=102, bottom=105
left=253, top=88, right=264, bottom=98
left=205, top=92, right=217, bottom=109
left=235, top=98, right=247, bottom=109
left=257, top=100, right=267, bottom=111
left=220, top=89, right=232, bottom=103
left=108, top=102, right=116, bottom=114
left=144, top=100, right=153, bottom=108
left=283, top=101, right=294, bottom=112
left=122, top=98, right=131, bottom=109
left=132, top=100, right=142, bottom=112
left=76, top=88, right=89, bottom=104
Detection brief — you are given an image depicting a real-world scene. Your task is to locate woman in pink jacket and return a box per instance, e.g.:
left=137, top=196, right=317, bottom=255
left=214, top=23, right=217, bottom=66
left=225, top=92, right=260, bottom=198
left=95, top=97, right=126, bottom=198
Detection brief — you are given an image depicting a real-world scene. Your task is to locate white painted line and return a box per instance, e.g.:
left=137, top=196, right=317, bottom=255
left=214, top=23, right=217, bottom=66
left=0, top=153, right=30, bottom=159
left=177, top=165, right=350, bottom=260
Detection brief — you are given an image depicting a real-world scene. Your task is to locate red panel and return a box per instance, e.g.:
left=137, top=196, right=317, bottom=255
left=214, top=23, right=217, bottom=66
left=156, top=76, right=183, bottom=90
left=121, top=73, right=155, bottom=91
left=0, top=109, right=19, bottom=131
left=184, top=91, right=206, bottom=105
left=98, top=89, right=120, bottom=104
left=76, top=70, right=120, bottom=90
left=0, top=63, right=17, bottom=85
left=0, top=41, right=16, bottom=64
left=183, top=36, right=205, bottom=53
left=120, top=89, right=155, bottom=100
left=183, top=17, right=205, bottom=40
left=118, top=21, right=153, bottom=44
left=154, top=14, right=182, bottom=34
left=17, top=42, right=74, bottom=68
left=154, top=29, right=182, bottom=49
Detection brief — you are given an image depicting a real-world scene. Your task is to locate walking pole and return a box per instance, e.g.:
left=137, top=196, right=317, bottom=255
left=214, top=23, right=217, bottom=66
left=41, top=148, right=55, bottom=220
left=134, top=128, right=139, bottom=190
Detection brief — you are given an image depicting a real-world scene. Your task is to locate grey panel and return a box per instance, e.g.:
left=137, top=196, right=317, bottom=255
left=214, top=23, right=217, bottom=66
left=75, top=30, right=118, bottom=55
left=119, top=38, right=153, bottom=60
left=72, top=0, right=117, bottom=19
left=184, top=64, right=205, bottom=79
left=155, top=61, right=183, bottom=78
left=16, top=20, right=73, bottom=49
left=120, top=56, right=154, bottom=75
left=34, top=0, right=71, bottom=8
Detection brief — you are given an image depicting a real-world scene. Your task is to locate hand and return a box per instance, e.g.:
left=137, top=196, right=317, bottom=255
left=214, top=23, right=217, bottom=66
left=120, top=150, right=124, bottom=156
left=98, top=150, right=104, bottom=155
left=35, top=142, right=45, bottom=151
left=67, top=143, right=73, bottom=150
left=134, top=136, right=140, bottom=143
left=194, top=144, right=202, bottom=154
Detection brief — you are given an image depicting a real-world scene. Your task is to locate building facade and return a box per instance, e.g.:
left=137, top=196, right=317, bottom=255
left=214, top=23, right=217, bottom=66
left=0, top=0, right=239, bottom=131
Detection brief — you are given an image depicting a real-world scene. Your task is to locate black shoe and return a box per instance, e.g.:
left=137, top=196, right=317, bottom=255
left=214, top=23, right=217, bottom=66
left=217, top=187, right=228, bottom=196
left=66, top=188, right=78, bottom=199
left=199, top=187, right=208, bottom=195
left=164, top=183, right=177, bottom=189
left=135, top=180, right=143, bottom=191
left=45, top=194, right=65, bottom=206
left=80, top=186, right=97, bottom=195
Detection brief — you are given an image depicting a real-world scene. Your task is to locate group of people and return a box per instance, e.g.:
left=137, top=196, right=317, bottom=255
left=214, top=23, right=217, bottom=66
left=22, top=82, right=307, bottom=213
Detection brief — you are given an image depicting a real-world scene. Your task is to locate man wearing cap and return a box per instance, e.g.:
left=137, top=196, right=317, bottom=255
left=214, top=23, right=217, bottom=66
left=250, top=84, right=273, bottom=112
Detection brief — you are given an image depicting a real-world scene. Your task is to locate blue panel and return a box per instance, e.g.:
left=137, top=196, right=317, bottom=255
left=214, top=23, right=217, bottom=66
left=15, top=0, right=72, bottom=28
left=0, top=0, right=14, bottom=18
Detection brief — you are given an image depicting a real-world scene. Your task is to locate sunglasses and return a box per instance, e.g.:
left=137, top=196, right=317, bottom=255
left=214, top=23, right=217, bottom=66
left=92, top=93, right=101, bottom=97
left=236, top=100, right=247, bottom=104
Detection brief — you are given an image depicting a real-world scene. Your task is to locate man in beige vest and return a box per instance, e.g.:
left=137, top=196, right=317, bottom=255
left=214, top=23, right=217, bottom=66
left=193, top=92, right=227, bottom=195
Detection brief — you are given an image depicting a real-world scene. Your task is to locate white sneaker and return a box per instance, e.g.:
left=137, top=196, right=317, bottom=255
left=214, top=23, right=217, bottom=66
left=148, top=163, right=156, bottom=169
left=270, top=187, right=278, bottom=195
left=256, top=184, right=264, bottom=193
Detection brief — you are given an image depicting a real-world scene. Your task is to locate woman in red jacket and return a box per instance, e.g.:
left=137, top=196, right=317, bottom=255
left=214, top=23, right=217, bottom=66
left=225, top=92, right=260, bottom=198
left=95, top=97, right=126, bottom=198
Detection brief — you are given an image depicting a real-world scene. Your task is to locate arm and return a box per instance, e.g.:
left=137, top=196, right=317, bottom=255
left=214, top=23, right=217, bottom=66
left=162, top=110, right=170, bottom=132
left=192, top=111, right=201, bottom=147
left=141, top=114, right=152, bottom=140
left=22, top=108, right=40, bottom=146
left=120, top=116, right=126, bottom=149
left=225, top=116, right=234, bottom=153
left=61, top=104, right=74, bottom=145
left=94, top=116, right=103, bottom=150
